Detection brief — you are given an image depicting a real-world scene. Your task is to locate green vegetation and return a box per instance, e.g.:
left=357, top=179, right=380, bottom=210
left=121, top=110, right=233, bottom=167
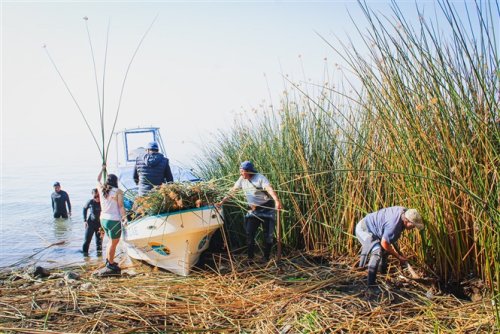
left=44, top=17, right=157, bottom=168
left=196, top=0, right=499, bottom=317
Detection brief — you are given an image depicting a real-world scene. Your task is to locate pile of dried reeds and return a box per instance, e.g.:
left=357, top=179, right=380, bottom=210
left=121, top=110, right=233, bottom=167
left=0, top=253, right=495, bottom=333
left=132, top=181, right=224, bottom=217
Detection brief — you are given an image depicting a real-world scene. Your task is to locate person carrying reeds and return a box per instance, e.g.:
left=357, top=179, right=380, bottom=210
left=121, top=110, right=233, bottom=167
left=133, top=141, right=174, bottom=196
left=355, top=206, right=424, bottom=286
left=95, top=165, right=127, bottom=276
left=217, top=161, right=282, bottom=262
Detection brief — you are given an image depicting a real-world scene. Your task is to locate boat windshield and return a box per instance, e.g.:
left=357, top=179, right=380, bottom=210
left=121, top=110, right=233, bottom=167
left=124, top=129, right=160, bottom=162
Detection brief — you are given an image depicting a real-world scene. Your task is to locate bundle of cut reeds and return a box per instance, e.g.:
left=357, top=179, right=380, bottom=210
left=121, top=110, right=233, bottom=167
left=132, top=181, right=224, bottom=216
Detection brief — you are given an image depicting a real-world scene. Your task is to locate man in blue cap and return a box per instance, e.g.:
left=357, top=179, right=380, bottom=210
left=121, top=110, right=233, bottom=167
left=133, top=141, right=174, bottom=196
left=217, top=161, right=282, bottom=262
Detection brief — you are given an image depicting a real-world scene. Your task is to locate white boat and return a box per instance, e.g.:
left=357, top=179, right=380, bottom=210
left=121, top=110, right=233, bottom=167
left=113, top=127, right=223, bottom=276
left=122, top=207, right=223, bottom=276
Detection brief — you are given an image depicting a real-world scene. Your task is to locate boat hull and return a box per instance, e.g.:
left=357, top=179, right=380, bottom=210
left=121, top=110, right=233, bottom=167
left=122, top=206, right=223, bottom=276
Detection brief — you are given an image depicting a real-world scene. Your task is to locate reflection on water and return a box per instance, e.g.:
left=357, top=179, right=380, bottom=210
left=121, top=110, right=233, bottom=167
left=0, top=162, right=113, bottom=269
left=52, top=217, right=73, bottom=239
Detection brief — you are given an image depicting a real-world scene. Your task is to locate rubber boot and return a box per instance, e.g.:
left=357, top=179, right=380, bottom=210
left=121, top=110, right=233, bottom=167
left=263, top=242, right=272, bottom=262
left=367, top=247, right=381, bottom=286
left=247, top=243, right=255, bottom=260
left=367, top=269, right=377, bottom=286
left=378, top=250, right=388, bottom=274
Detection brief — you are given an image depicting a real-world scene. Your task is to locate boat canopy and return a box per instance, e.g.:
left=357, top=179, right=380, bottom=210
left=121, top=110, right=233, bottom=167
left=114, top=127, right=200, bottom=193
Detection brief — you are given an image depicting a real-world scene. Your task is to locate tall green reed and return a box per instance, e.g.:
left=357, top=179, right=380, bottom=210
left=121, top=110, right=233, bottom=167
left=195, top=0, right=499, bottom=313
left=43, top=16, right=157, bottom=170
left=341, top=0, right=499, bottom=288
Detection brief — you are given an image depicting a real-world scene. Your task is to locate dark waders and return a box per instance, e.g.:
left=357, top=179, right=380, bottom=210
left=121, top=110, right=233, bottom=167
left=244, top=205, right=275, bottom=261
left=356, top=219, right=389, bottom=285
left=82, top=220, right=102, bottom=254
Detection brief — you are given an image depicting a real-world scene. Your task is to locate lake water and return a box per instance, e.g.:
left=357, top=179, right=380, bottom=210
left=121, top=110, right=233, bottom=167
left=0, top=161, right=122, bottom=270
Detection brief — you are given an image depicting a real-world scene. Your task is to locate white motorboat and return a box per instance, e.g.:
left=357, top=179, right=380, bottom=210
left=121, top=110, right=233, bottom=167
left=114, top=127, right=223, bottom=276
left=122, top=206, right=222, bottom=276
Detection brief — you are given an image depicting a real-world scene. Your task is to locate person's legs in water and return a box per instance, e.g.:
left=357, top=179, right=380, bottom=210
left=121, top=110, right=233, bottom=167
left=54, top=212, right=68, bottom=219
left=244, top=216, right=260, bottom=260
left=94, top=223, right=103, bottom=253
left=82, top=221, right=94, bottom=255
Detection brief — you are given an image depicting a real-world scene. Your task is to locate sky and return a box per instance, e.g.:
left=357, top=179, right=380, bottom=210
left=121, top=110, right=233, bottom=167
left=1, top=1, right=480, bottom=172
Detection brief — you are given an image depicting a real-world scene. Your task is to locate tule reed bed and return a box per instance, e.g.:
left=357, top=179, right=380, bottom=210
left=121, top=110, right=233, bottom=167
left=0, top=252, right=495, bottom=333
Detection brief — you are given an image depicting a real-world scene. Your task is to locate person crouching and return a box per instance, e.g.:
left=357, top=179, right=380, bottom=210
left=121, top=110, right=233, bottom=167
left=355, top=206, right=424, bottom=286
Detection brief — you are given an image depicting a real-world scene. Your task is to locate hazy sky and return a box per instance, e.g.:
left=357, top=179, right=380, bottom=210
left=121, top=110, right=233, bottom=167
left=1, top=1, right=478, bottom=171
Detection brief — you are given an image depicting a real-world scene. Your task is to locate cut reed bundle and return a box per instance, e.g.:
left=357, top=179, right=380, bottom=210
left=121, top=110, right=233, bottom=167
left=43, top=16, right=157, bottom=168
left=132, top=181, right=225, bottom=217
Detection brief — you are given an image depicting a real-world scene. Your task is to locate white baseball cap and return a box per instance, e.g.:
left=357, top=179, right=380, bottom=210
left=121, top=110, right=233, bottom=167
left=404, top=209, right=424, bottom=230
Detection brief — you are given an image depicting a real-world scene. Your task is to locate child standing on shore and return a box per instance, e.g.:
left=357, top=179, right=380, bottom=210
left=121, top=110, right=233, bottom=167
left=82, top=188, right=102, bottom=256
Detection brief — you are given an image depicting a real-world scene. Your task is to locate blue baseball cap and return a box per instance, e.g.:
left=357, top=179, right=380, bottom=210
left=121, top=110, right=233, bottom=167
left=240, top=161, right=256, bottom=172
left=147, top=141, right=159, bottom=150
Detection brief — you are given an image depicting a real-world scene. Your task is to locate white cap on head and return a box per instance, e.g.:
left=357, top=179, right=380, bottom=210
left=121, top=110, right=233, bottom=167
left=404, top=209, right=424, bottom=230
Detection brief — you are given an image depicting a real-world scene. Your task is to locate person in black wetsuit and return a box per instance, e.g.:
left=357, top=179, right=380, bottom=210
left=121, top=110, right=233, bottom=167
left=82, top=188, right=103, bottom=255
left=51, top=182, right=71, bottom=218
left=133, top=141, right=174, bottom=196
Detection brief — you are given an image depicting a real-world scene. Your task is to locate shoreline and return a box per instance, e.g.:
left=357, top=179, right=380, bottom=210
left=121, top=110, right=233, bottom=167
left=0, top=252, right=496, bottom=333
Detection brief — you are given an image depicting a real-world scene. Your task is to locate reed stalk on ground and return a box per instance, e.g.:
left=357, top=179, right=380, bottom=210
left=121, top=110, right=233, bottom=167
left=0, top=254, right=496, bottom=332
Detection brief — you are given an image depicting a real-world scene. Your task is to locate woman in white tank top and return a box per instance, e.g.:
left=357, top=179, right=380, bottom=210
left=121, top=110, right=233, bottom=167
left=96, top=165, right=126, bottom=276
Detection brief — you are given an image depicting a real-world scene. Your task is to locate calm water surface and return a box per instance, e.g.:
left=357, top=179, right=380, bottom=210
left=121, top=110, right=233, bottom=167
left=1, top=161, right=126, bottom=270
